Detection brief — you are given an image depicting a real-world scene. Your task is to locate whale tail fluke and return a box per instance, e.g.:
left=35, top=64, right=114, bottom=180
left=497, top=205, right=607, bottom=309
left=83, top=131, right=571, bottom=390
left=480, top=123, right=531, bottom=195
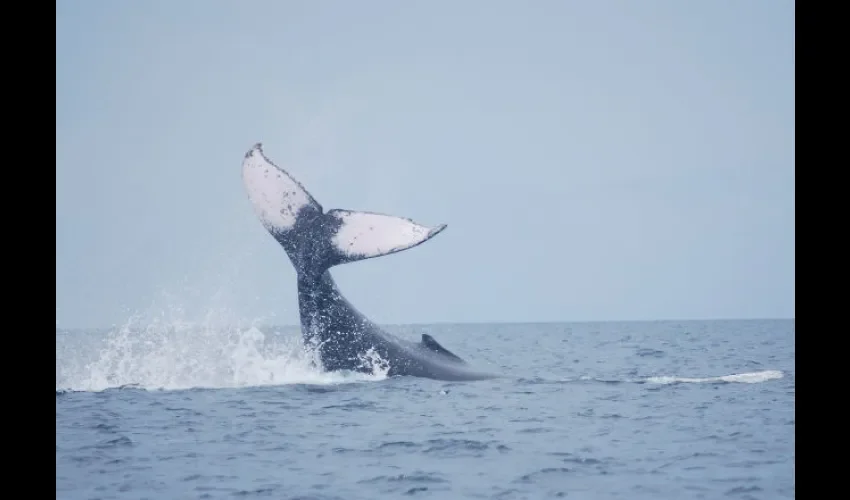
left=242, top=143, right=446, bottom=275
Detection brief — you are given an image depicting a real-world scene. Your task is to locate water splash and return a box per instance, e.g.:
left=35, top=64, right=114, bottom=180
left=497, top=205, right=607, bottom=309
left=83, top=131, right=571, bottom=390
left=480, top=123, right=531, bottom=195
left=55, top=306, right=388, bottom=392
left=357, top=347, right=391, bottom=378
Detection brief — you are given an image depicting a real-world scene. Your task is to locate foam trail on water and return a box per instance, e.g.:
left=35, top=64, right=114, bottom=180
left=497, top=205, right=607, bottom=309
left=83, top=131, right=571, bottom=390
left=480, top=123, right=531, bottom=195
left=645, top=370, right=784, bottom=385
left=556, top=370, right=785, bottom=386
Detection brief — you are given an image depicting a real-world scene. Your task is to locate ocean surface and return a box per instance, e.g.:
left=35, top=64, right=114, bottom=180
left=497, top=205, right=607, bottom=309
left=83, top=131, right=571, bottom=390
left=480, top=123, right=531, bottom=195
left=56, top=319, right=795, bottom=499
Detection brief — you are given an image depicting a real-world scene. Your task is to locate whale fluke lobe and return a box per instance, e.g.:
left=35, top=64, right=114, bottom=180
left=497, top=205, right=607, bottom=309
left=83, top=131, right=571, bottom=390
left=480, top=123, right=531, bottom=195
left=327, top=209, right=447, bottom=264
left=241, top=142, right=322, bottom=235
left=241, top=142, right=496, bottom=381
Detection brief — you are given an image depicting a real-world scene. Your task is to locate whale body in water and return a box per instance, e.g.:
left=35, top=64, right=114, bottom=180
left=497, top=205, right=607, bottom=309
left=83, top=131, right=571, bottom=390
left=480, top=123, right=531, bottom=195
left=241, top=143, right=495, bottom=381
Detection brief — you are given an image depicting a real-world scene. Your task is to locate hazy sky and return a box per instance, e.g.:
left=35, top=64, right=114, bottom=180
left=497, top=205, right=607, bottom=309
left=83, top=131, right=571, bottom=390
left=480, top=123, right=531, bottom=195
left=56, top=0, right=795, bottom=329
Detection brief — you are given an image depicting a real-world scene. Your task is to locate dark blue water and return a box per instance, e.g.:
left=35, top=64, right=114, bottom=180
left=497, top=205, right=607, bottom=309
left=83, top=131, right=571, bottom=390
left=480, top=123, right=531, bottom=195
left=56, top=319, right=794, bottom=499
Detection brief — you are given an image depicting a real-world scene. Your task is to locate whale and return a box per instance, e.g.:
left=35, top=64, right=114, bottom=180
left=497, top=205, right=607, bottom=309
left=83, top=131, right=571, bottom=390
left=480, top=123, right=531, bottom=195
left=241, top=143, right=495, bottom=381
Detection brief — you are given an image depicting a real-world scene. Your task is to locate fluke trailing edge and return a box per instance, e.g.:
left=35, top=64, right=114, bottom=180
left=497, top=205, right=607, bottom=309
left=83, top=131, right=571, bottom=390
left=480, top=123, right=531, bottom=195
left=241, top=143, right=494, bottom=381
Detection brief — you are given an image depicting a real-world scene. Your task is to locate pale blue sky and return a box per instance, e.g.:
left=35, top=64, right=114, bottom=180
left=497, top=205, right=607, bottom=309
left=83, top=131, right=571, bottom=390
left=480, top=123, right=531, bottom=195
left=56, top=0, right=795, bottom=329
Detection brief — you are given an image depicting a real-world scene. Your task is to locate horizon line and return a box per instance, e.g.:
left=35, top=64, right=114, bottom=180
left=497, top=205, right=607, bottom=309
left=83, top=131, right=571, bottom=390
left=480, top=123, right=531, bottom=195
left=55, top=316, right=795, bottom=332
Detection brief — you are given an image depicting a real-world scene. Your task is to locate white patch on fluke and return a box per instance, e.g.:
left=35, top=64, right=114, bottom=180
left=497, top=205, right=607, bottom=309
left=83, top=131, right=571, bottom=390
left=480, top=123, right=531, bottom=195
left=241, top=143, right=317, bottom=232
left=328, top=209, right=447, bottom=259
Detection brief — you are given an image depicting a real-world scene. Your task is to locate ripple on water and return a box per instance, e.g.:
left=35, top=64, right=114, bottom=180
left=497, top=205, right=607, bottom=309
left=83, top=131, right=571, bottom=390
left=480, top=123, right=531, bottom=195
left=357, top=471, right=451, bottom=496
